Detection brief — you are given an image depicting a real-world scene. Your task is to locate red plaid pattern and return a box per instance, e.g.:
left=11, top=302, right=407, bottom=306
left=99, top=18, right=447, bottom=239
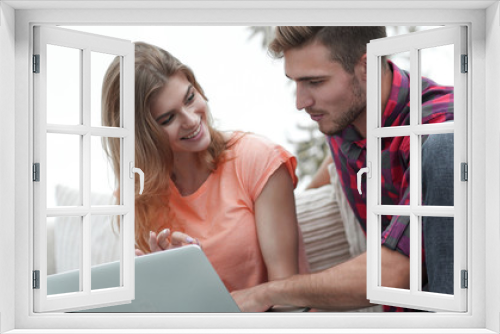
left=327, top=61, right=454, bottom=311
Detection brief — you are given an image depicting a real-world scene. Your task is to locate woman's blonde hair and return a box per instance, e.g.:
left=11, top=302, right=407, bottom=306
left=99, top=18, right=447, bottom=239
left=102, top=42, right=227, bottom=253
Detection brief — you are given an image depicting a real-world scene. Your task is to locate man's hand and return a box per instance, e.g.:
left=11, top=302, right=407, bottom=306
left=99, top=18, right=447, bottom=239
left=232, top=248, right=408, bottom=312
left=135, top=229, right=201, bottom=256
left=231, top=283, right=273, bottom=312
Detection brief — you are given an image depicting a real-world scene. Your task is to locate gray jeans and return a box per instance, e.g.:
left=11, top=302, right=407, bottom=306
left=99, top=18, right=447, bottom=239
left=421, top=133, right=454, bottom=295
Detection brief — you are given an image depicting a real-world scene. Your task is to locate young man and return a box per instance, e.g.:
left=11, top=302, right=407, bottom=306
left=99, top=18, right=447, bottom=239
left=231, top=26, right=454, bottom=312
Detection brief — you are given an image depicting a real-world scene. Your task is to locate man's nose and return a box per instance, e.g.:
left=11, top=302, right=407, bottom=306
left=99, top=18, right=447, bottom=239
left=296, top=86, right=313, bottom=111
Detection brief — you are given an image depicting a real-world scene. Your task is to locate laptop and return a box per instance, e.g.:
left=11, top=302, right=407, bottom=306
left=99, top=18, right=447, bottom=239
left=47, top=245, right=241, bottom=312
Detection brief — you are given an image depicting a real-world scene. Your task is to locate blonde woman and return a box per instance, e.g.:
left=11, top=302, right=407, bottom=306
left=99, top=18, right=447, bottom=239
left=102, top=42, right=308, bottom=293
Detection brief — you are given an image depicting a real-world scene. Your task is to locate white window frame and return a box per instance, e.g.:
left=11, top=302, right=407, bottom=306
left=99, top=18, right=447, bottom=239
left=2, top=1, right=498, bottom=333
left=32, top=25, right=136, bottom=313
left=365, top=26, right=467, bottom=312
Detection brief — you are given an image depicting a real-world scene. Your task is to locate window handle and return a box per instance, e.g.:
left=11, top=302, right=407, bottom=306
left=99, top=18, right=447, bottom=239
left=357, top=162, right=371, bottom=195
left=129, top=162, right=144, bottom=195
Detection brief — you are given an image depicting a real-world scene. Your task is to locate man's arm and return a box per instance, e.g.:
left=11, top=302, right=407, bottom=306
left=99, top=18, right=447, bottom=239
left=231, top=246, right=409, bottom=312
left=305, top=155, right=333, bottom=190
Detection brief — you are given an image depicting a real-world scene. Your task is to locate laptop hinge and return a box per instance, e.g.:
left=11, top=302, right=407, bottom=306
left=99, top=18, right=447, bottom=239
left=33, top=270, right=40, bottom=289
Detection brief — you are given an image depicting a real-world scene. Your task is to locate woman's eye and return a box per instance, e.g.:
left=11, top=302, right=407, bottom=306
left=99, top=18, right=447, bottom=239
left=186, top=92, right=195, bottom=103
left=160, top=114, right=174, bottom=126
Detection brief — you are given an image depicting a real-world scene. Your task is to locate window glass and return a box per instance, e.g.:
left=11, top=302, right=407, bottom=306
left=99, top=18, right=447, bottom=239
left=420, top=44, right=454, bottom=125
left=91, top=135, right=119, bottom=203
left=91, top=51, right=120, bottom=127
left=91, top=215, right=122, bottom=290
left=380, top=136, right=410, bottom=205
left=47, top=44, right=81, bottom=125
left=382, top=51, right=410, bottom=128
left=380, top=215, right=410, bottom=291
left=46, top=133, right=81, bottom=207
left=422, top=216, right=454, bottom=295
left=421, top=133, right=454, bottom=207
left=47, top=216, right=82, bottom=295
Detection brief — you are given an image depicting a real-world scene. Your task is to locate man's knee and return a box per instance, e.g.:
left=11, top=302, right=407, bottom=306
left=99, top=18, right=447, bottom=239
left=422, top=133, right=454, bottom=206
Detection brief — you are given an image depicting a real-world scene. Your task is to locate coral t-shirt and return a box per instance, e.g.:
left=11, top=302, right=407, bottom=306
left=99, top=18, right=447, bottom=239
left=167, top=132, right=308, bottom=292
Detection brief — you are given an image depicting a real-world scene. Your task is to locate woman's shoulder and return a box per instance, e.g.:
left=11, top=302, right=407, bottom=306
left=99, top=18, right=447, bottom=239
left=220, top=131, right=298, bottom=196
left=226, top=131, right=281, bottom=152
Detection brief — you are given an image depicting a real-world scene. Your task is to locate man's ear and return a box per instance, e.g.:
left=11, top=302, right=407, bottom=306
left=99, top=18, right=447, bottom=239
left=359, top=54, right=367, bottom=81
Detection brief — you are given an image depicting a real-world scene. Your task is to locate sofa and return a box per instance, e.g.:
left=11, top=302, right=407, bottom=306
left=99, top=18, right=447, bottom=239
left=46, top=163, right=381, bottom=312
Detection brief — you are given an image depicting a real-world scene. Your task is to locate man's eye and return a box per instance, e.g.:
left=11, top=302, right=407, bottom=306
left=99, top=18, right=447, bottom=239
left=309, top=80, right=323, bottom=86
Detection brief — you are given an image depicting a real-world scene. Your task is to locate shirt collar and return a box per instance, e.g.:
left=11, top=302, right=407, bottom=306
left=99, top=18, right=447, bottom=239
left=382, top=61, right=410, bottom=128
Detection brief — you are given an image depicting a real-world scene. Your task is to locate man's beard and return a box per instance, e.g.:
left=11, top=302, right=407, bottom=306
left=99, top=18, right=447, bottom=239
left=324, top=75, right=366, bottom=137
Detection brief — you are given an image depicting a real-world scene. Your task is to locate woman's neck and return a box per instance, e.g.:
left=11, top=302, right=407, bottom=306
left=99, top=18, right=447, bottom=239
left=171, top=153, right=211, bottom=196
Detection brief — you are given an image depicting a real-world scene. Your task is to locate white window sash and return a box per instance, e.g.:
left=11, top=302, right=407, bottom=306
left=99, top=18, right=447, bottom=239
left=366, top=25, right=468, bottom=312
left=32, top=25, right=136, bottom=313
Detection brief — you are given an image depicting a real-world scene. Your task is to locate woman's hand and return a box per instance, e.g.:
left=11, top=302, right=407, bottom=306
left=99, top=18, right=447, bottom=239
left=135, top=229, right=201, bottom=256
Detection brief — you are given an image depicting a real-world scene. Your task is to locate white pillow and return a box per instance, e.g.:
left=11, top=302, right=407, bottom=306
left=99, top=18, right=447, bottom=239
left=295, top=163, right=366, bottom=273
left=295, top=184, right=352, bottom=272
left=51, top=185, right=120, bottom=275
left=295, top=164, right=381, bottom=312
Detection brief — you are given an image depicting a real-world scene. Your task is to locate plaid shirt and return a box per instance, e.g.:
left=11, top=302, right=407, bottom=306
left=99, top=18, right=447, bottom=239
left=328, top=61, right=454, bottom=311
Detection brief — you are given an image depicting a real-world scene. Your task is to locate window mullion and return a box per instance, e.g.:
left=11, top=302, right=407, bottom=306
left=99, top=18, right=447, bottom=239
left=81, top=47, right=92, bottom=296
left=81, top=214, right=91, bottom=294
left=409, top=47, right=420, bottom=295
left=121, top=50, right=135, bottom=292
left=373, top=205, right=454, bottom=217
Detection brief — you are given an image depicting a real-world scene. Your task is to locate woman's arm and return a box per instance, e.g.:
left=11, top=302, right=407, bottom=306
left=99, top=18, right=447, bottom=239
left=254, top=164, right=300, bottom=281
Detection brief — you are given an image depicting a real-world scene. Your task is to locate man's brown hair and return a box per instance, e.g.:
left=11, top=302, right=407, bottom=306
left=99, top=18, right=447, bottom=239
left=269, top=26, right=387, bottom=73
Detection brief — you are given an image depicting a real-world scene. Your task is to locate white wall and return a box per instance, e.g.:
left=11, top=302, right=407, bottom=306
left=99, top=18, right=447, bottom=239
left=0, top=2, right=16, bottom=333
left=485, top=2, right=500, bottom=333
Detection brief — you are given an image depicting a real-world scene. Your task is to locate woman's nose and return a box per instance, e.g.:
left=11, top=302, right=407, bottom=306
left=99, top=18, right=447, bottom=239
left=180, top=107, right=199, bottom=127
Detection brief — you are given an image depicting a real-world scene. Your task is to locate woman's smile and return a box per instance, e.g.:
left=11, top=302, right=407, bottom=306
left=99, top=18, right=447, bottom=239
left=181, top=122, right=202, bottom=140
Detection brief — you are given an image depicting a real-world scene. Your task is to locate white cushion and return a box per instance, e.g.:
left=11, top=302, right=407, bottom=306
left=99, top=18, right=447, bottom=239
left=295, top=164, right=381, bottom=312
left=50, top=185, right=120, bottom=275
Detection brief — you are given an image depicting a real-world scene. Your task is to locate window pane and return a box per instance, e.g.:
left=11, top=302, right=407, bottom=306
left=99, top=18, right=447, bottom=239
left=91, top=215, right=121, bottom=290
left=420, top=44, right=454, bottom=125
left=421, top=133, right=454, bottom=206
left=422, top=216, right=454, bottom=295
left=382, top=51, right=410, bottom=128
left=381, top=215, right=410, bottom=291
left=91, top=136, right=119, bottom=204
left=47, top=216, right=82, bottom=295
left=91, top=52, right=120, bottom=127
left=47, top=44, right=81, bottom=125
left=47, top=133, right=81, bottom=207
left=381, top=136, right=410, bottom=205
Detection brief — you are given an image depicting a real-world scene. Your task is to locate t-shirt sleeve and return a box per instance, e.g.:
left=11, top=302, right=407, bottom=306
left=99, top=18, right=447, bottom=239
left=235, top=134, right=298, bottom=202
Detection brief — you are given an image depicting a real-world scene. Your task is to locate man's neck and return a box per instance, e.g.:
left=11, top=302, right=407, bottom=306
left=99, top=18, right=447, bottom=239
left=380, top=62, right=394, bottom=119
left=353, top=62, right=393, bottom=139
